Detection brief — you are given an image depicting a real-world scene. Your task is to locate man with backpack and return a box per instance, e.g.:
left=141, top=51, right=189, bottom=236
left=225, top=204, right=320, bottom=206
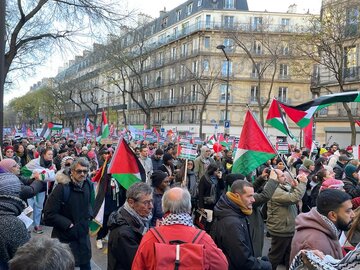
left=43, top=158, right=94, bottom=270
left=132, top=187, right=228, bottom=270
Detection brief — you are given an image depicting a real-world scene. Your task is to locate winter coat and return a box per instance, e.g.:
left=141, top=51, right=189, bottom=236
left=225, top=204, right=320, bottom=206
left=267, top=182, right=306, bottom=237
left=333, top=161, right=346, bottom=180
left=107, top=206, right=145, bottom=270
left=211, top=195, right=271, bottom=270
left=0, top=195, right=29, bottom=265
left=194, top=156, right=216, bottom=180
left=132, top=224, right=228, bottom=270
left=290, top=207, right=343, bottom=262
left=249, top=178, right=279, bottom=257
left=151, top=156, right=163, bottom=171
left=150, top=192, right=163, bottom=227
left=343, top=176, right=360, bottom=199
left=43, top=172, right=94, bottom=266
left=198, top=174, right=225, bottom=210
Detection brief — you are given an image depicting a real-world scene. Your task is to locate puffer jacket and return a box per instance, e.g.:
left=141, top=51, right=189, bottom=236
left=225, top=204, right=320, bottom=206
left=290, top=207, right=342, bottom=262
left=267, top=182, right=306, bottom=237
left=0, top=195, right=29, bottom=265
left=107, top=206, right=145, bottom=270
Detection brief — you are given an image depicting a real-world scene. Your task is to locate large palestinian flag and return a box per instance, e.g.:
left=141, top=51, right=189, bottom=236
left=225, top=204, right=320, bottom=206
left=266, top=98, right=297, bottom=141
left=108, top=138, right=146, bottom=189
left=279, top=91, right=360, bottom=128
left=233, top=110, right=276, bottom=176
left=97, top=110, right=110, bottom=142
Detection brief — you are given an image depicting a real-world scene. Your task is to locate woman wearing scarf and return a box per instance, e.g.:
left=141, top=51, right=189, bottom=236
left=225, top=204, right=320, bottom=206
left=198, top=163, right=225, bottom=232
left=21, top=147, right=56, bottom=234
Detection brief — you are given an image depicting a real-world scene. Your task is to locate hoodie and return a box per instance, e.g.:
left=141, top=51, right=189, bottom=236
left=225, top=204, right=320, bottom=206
left=290, top=207, right=343, bottom=263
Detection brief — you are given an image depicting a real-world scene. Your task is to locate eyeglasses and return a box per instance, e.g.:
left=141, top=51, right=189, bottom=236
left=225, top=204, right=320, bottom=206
left=65, top=163, right=71, bottom=167
left=136, top=199, right=153, bottom=206
left=74, top=169, right=89, bottom=175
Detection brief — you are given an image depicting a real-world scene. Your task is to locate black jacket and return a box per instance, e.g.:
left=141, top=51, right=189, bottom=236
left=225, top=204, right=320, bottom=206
left=343, top=176, right=360, bottom=198
left=43, top=173, right=93, bottom=266
left=333, top=161, right=346, bottom=180
left=198, top=174, right=224, bottom=210
left=107, top=206, right=145, bottom=270
left=211, top=195, right=271, bottom=270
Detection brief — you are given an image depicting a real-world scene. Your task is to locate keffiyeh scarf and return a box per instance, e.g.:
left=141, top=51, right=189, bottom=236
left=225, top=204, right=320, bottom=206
left=161, top=212, right=194, bottom=227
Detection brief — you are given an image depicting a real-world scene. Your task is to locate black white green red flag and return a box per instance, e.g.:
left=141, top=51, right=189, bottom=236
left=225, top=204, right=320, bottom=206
left=108, top=138, right=146, bottom=189
left=266, top=98, right=297, bottom=141
left=233, top=110, right=276, bottom=176
left=279, top=91, right=360, bottom=128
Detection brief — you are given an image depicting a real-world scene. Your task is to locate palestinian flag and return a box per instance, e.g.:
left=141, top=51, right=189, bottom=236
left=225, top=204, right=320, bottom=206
left=48, top=122, right=63, bottom=131
left=108, top=138, right=146, bottom=189
left=266, top=98, right=297, bottom=141
left=280, top=91, right=360, bottom=128
left=97, top=111, right=110, bottom=142
left=232, top=110, right=276, bottom=176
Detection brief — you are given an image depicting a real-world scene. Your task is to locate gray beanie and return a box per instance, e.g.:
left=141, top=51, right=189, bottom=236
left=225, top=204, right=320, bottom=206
left=0, top=173, right=22, bottom=196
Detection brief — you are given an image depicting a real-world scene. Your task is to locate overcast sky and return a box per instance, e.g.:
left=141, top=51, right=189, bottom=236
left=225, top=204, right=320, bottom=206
left=6, top=0, right=322, bottom=103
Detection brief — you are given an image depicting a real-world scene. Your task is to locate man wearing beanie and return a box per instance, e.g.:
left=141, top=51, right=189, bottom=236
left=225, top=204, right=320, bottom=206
left=0, top=171, right=30, bottom=269
left=343, top=164, right=360, bottom=198
left=150, top=170, right=170, bottom=227
left=334, top=155, right=351, bottom=180
left=211, top=180, right=271, bottom=270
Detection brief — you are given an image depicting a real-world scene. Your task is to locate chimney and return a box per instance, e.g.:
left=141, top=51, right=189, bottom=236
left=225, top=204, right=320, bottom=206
left=287, top=4, right=297, bottom=13
left=159, top=7, right=166, bottom=17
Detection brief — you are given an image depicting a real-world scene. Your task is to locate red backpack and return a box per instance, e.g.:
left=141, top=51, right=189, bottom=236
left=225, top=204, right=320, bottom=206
left=150, top=227, right=206, bottom=270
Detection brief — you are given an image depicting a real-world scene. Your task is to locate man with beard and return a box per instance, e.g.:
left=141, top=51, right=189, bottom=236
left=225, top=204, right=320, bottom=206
left=290, top=189, right=355, bottom=262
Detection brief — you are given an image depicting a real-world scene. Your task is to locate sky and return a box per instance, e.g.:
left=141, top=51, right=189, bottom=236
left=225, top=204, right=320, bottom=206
left=5, top=0, right=322, bottom=103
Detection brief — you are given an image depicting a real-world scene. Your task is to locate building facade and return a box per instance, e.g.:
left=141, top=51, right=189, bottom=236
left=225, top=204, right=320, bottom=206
left=54, top=0, right=316, bottom=140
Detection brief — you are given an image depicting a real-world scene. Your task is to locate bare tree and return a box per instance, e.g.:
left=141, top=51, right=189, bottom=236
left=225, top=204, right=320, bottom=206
left=231, top=19, right=284, bottom=126
left=296, top=2, right=360, bottom=144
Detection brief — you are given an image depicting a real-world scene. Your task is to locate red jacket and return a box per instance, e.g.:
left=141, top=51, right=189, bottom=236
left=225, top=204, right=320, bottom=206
left=132, top=224, right=228, bottom=270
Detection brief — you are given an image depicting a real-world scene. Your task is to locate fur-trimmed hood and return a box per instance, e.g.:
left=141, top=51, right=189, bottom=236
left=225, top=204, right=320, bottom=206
left=55, top=168, right=71, bottom=184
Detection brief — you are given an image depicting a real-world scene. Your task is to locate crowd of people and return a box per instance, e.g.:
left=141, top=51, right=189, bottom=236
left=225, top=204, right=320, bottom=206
left=0, top=135, right=360, bottom=270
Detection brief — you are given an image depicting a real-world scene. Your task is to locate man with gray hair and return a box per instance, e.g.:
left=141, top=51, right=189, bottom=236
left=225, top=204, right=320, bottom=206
left=107, top=182, right=153, bottom=270
left=132, top=187, right=228, bottom=270
left=44, top=158, right=94, bottom=270
left=9, top=237, right=75, bottom=270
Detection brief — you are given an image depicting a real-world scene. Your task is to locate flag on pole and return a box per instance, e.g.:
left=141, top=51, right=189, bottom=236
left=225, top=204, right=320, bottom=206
left=232, top=110, right=276, bottom=176
left=108, top=138, right=146, bottom=189
left=97, top=111, right=110, bottom=142
left=303, top=118, right=313, bottom=150
left=48, top=122, right=63, bottom=131
left=84, top=114, right=94, bottom=133
left=266, top=98, right=297, bottom=141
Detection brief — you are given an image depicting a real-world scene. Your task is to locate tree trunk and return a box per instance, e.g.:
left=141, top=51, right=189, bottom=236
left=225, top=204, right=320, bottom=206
left=199, top=102, right=207, bottom=139
left=343, top=102, right=356, bottom=145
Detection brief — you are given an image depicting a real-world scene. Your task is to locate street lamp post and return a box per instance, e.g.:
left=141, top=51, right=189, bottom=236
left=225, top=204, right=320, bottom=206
left=216, top=44, right=230, bottom=135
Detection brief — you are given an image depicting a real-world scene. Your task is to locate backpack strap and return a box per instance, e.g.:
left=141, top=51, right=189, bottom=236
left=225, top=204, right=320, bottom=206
left=62, top=184, right=71, bottom=205
left=192, top=229, right=205, bottom=244
left=150, top=227, right=167, bottom=243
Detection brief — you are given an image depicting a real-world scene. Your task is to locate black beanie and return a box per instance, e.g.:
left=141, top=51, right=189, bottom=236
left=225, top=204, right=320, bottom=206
left=151, top=170, right=168, bottom=188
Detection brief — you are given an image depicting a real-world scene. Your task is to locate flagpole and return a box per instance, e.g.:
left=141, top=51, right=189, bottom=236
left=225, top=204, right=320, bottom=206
left=246, top=104, right=296, bottom=179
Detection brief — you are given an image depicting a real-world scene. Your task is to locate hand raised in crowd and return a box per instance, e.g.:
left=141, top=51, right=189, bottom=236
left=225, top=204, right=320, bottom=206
left=261, top=168, right=270, bottom=180
left=32, top=171, right=42, bottom=181
left=297, top=173, right=308, bottom=184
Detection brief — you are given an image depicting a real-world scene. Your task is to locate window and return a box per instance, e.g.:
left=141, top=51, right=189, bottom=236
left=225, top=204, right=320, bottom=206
left=180, top=86, right=186, bottom=102
left=281, top=41, right=289, bottom=55
left=224, top=38, right=233, bottom=51
left=176, top=10, right=182, bottom=21
left=155, top=91, right=161, bottom=105
left=181, top=43, right=188, bottom=57
left=220, top=110, right=227, bottom=121
left=173, top=27, right=178, bottom=37
left=224, top=16, right=234, bottom=28
left=192, top=61, right=198, bottom=74
left=156, top=70, right=163, bottom=85
left=191, top=85, right=197, bottom=101
left=187, top=3, right=193, bottom=15
left=169, top=111, right=173, bottom=123
left=204, top=37, right=210, bottom=48
left=180, top=65, right=186, bottom=79
left=158, top=52, right=164, bottom=65
left=161, top=17, right=168, bottom=28
left=281, top=18, right=290, bottom=26
left=346, top=7, right=359, bottom=36
left=252, top=17, right=263, bottom=31
left=203, top=60, right=209, bottom=71
left=180, top=110, right=184, bottom=122
left=221, top=61, right=232, bottom=76
left=205, top=15, right=211, bottom=28
left=278, top=87, right=287, bottom=102
left=171, top=47, right=177, bottom=60
left=252, top=63, right=260, bottom=77
left=253, top=40, right=262, bottom=54
left=224, top=0, right=234, bottom=9
left=279, top=64, right=289, bottom=78
left=250, top=86, right=258, bottom=103
left=195, top=16, right=201, bottom=29
left=169, top=89, right=175, bottom=103
left=193, top=38, right=199, bottom=53
left=197, top=0, right=202, bottom=7
left=169, top=67, right=176, bottom=81
left=144, top=74, right=149, bottom=86
left=344, top=46, right=357, bottom=78
left=220, top=84, right=231, bottom=103
left=182, top=22, right=189, bottom=35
